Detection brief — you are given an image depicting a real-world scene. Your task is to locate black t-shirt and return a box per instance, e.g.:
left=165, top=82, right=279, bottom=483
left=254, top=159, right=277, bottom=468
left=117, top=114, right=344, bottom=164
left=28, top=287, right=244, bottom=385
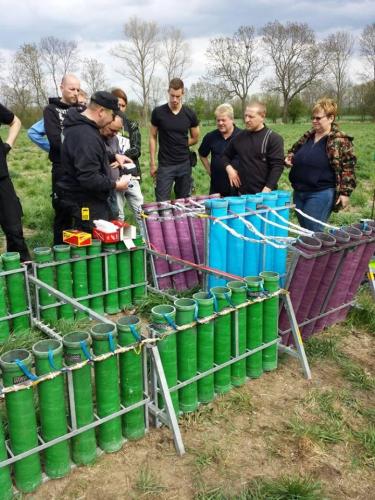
left=151, top=104, right=199, bottom=165
left=198, top=126, right=241, bottom=196
left=289, top=136, right=335, bottom=192
left=0, top=103, right=14, bottom=178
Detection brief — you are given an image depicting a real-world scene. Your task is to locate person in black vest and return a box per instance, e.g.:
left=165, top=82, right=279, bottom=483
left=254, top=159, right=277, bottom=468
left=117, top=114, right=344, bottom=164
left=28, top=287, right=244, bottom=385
left=0, top=103, right=30, bottom=261
left=199, top=103, right=241, bottom=197
left=222, top=101, right=284, bottom=194
left=149, top=78, right=200, bottom=201
left=57, top=91, right=130, bottom=233
left=44, top=74, right=81, bottom=244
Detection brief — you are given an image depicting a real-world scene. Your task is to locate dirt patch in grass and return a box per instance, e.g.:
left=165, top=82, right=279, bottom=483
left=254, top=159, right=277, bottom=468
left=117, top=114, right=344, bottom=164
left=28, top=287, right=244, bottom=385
left=29, top=326, right=375, bottom=500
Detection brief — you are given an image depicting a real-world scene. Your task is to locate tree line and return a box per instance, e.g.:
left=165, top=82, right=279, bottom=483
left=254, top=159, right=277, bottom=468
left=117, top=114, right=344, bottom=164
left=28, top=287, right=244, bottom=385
left=0, top=18, right=374, bottom=126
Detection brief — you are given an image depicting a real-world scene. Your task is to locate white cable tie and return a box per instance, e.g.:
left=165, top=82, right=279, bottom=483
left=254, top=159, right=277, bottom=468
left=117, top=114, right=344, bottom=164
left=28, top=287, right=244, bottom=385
left=268, top=208, right=313, bottom=236
left=294, top=208, right=340, bottom=230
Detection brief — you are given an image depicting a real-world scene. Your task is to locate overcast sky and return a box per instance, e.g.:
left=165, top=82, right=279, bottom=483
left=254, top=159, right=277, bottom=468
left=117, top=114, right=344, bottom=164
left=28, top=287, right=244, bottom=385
left=0, top=0, right=373, bottom=99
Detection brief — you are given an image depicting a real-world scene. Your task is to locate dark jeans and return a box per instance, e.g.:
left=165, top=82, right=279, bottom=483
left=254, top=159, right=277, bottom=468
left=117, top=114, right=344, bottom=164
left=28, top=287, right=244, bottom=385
left=0, top=176, right=30, bottom=261
left=52, top=163, right=73, bottom=245
left=294, top=188, right=335, bottom=232
left=155, top=162, right=192, bottom=201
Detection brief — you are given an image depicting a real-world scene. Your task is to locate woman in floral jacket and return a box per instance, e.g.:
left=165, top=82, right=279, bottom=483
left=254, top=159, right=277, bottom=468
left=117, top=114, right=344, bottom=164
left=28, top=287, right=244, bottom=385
left=285, top=98, right=356, bottom=232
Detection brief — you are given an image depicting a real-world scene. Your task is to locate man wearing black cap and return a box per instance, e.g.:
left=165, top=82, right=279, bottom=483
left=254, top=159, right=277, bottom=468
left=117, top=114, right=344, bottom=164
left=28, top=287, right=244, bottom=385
left=57, top=91, right=130, bottom=233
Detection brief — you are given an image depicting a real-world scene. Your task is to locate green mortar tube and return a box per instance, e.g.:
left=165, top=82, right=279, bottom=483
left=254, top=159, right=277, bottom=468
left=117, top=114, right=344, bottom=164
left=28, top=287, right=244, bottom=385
left=131, top=235, right=146, bottom=304
left=103, top=243, right=120, bottom=314
left=0, top=410, right=13, bottom=500
left=192, top=292, right=214, bottom=403
left=87, top=239, right=104, bottom=314
left=245, top=276, right=264, bottom=379
left=91, top=323, right=123, bottom=452
left=0, top=349, right=42, bottom=493
left=32, top=339, right=70, bottom=478
left=1, top=252, right=29, bottom=333
left=227, top=281, right=247, bottom=387
left=117, top=316, right=145, bottom=440
left=117, top=242, right=132, bottom=309
left=54, top=245, right=74, bottom=320
left=210, top=286, right=232, bottom=395
left=260, top=271, right=280, bottom=372
left=33, top=247, right=58, bottom=323
left=62, top=331, right=96, bottom=465
left=0, top=259, right=10, bottom=344
left=71, top=246, right=89, bottom=319
left=151, top=304, right=179, bottom=414
left=174, top=298, right=198, bottom=413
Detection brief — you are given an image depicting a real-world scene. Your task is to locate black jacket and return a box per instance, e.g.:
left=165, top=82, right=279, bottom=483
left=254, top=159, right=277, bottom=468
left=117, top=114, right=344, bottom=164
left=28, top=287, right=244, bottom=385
left=58, top=109, right=115, bottom=201
left=43, top=97, right=73, bottom=164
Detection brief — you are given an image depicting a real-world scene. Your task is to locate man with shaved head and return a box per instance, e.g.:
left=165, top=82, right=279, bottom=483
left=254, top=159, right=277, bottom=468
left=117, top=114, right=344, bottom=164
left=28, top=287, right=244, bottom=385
left=44, top=73, right=81, bottom=244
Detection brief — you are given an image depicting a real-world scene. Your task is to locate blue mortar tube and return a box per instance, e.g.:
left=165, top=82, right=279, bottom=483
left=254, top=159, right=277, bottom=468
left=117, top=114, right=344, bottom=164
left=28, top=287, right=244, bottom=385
left=274, top=191, right=291, bottom=286
left=261, top=192, right=278, bottom=272
left=243, top=194, right=263, bottom=277
left=227, top=197, right=245, bottom=278
left=206, top=199, right=229, bottom=289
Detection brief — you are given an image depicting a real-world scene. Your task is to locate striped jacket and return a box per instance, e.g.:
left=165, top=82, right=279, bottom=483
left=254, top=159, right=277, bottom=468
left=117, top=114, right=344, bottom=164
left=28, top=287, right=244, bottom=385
left=288, top=124, right=356, bottom=202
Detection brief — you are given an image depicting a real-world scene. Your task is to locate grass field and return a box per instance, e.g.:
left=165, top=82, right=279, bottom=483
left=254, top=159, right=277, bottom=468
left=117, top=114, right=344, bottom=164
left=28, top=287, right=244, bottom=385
left=0, top=120, right=374, bottom=499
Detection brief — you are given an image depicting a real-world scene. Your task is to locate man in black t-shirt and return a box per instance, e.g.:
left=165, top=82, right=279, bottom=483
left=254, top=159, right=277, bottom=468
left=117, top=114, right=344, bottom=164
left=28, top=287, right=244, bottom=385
left=0, top=103, right=30, bottom=261
left=149, top=78, right=200, bottom=201
left=222, top=101, right=284, bottom=194
left=199, top=103, right=241, bottom=197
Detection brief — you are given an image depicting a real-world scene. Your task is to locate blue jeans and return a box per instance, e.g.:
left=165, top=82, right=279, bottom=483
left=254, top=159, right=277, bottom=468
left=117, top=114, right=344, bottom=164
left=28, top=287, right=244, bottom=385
left=293, top=188, right=335, bottom=232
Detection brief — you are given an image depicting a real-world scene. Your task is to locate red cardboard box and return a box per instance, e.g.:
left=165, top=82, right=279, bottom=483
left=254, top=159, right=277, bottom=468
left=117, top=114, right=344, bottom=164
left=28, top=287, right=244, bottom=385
left=63, top=230, right=92, bottom=247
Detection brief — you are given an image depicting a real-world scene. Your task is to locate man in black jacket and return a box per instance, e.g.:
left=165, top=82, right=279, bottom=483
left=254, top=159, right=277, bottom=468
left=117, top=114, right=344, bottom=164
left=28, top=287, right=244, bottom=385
left=222, top=101, right=284, bottom=194
left=0, top=103, right=30, bottom=261
left=44, top=73, right=81, bottom=244
left=57, top=91, right=130, bottom=233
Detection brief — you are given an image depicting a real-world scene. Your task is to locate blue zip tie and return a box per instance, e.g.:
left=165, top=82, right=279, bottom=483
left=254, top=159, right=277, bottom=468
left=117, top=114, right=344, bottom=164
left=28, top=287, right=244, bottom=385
left=15, top=359, right=38, bottom=381
left=80, top=340, right=92, bottom=361
left=224, top=292, right=235, bottom=307
left=194, top=303, right=199, bottom=322
left=212, top=295, right=219, bottom=313
left=107, top=332, right=116, bottom=352
left=162, top=313, right=178, bottom=330
left=48, top=348, right=58, bottom=371
left=129, top=324, right=141, bottom=342
left=362, top=222, right=368, bottom=231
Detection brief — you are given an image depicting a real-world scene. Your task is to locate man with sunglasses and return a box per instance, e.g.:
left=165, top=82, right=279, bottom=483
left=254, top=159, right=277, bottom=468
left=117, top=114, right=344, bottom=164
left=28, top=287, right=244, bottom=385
left=56, top=91, right=130, bottom=233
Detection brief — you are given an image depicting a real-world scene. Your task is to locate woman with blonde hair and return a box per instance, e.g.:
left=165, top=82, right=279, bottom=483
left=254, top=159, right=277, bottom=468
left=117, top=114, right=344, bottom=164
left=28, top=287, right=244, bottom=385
left=285, top=98, right=356, bottom=232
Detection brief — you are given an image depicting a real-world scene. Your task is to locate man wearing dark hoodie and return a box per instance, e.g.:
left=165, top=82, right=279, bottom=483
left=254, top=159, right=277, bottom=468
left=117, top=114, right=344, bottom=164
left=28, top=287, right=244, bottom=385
left=44, top=74, right=81, bottom=244
left=57, top=91, right=130, bottom=233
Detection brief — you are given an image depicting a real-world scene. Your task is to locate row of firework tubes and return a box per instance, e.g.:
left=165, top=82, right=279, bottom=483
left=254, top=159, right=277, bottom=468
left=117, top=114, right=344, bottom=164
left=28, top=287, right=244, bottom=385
left=0, top=237, right=146, bottom=344
left=0, top=271, right=280, bottom=497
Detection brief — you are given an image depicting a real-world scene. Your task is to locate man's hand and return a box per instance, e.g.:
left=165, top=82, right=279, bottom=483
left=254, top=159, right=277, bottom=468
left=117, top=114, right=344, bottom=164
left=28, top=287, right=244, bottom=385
left=336, top=194, right=350, bottom=210
left=115, top=154, right=132, bottom=166
left=262, top=186, right=272, bottom=193
left=150, top=164, right=157, bottom=178
left=226, top=165, right=241, bottom=188
left=115, top=174, right=132, bottom=191
left=284, top=154, right=293, bottom=167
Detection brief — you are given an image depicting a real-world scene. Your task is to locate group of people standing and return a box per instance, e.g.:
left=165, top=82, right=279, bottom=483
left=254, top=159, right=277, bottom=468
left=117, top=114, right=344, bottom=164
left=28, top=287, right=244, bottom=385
left=0, top=75, right=356, bottom=261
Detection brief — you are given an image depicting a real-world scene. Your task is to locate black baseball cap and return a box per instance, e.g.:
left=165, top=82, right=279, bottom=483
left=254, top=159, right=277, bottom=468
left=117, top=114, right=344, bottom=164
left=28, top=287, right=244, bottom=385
left=91, top=91, right=120, bottom=112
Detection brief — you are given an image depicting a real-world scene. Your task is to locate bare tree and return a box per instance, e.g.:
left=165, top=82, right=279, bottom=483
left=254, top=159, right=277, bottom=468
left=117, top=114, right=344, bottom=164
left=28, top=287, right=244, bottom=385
left=161, top=27, right=190, bottom=82
left=81, top=58, right=107, bottom=95
left=325, top=31, right=354, bottom=112
left=206, top=26, right=262, bottom=115
left=112, top=16, right=160, bottom=124
left=40, top=36, right=79, bottom=95
left=149, top=76, right=164, bottom=109
left=360, top=23, right=375, bottom=85
left=1, top=56, right=32, bottom=110
left=15, top=43, right=47, bottom=107
left=262, top=21, right=327, bottom=122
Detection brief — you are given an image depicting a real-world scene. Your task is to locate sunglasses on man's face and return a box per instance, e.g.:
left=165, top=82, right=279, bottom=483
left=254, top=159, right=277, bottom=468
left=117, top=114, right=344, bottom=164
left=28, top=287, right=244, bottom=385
left=311, top=115, right=326, bottom=121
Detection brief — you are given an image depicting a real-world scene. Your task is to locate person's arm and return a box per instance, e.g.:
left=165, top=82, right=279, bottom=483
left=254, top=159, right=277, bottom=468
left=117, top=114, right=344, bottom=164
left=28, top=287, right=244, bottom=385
left=222, top=140, right=241, bottom=188
left=5, top=114, right=21, bottom=149
left=189, top=126, right=200, bottom=146
left=149, top=124, right=158, bottom=178
left=124, top=120, right=141, bottom=160
left=43, top=106, right=62, bottom=154
left=27, top=120, right=50, bottom=153
left=336, top=137, right=356, bottom=209
left=199, top=156, right=211, bottom=176
left=264, top=133, right=285, bottom=191
left=198, top=133, right=212, bottom=176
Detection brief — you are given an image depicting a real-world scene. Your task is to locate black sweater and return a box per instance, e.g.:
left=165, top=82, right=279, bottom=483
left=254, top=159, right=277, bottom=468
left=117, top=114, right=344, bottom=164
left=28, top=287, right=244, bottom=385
left=58, top=109, right=115, bottom=200
left=222, top=127, right=284, bottom=194
left=43, top=97, right=73, bottom=164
